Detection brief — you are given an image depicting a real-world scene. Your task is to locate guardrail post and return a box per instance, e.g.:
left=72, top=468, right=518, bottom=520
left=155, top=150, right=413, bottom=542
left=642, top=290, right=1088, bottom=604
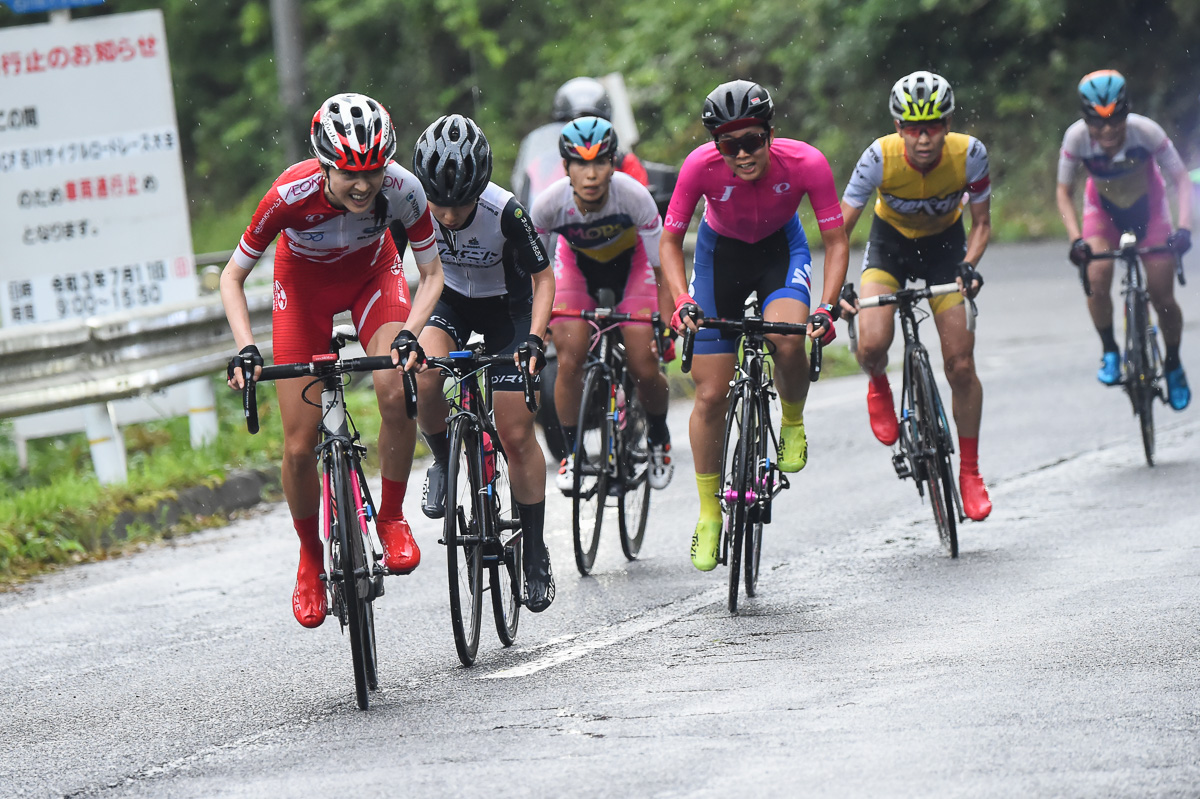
left=83, top=402, right=128, bottom=485
left=187, top=378, right=218, bottom=448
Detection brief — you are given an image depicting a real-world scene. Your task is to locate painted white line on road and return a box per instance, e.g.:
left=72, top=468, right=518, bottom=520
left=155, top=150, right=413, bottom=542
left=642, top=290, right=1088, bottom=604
left=480, top=587, right=723, bottom=679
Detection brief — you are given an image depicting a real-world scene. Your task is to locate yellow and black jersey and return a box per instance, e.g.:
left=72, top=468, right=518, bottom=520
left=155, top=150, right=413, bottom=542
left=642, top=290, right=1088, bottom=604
left=842, top=132, right=990, bottom=239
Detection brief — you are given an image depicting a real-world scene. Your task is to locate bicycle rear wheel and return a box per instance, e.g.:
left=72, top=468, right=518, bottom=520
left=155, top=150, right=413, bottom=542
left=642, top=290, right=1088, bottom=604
left=912, top=354, right=958, bottom=557
left=1126, top=295, right=1156, bottom=466
left=572, top=366, right=610, bottom=575
left=720, top=384, right=755, bottom=613
left=618, top=378, right=651, bottom=561
left=489, top=444, right=521, bottom=646
left=330, top=444, right=375, bottom=709
left=445, top=420, right=484, bottom=666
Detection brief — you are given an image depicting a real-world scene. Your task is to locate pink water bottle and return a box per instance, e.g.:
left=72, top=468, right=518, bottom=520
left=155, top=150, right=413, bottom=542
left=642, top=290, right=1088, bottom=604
left=482, top=432, right=496, bottom=484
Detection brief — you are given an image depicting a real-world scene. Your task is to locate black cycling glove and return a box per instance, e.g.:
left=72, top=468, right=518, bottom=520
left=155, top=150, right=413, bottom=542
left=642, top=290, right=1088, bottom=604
left=519, top=334, right=546, bottom=372
left=227, top=344, right=263, bottom=381
left=390, top=330, right=425, bottom=368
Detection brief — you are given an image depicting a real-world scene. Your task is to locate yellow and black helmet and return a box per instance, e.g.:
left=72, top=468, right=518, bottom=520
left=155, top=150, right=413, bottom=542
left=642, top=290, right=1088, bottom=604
left=889, top=71, right=955, bottom=122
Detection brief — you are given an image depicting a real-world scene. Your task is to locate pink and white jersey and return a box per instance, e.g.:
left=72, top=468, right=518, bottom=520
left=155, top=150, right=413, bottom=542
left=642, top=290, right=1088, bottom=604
left=234, top=159, right=438, bottom=270
left=663, top=138, right=844, bottom=244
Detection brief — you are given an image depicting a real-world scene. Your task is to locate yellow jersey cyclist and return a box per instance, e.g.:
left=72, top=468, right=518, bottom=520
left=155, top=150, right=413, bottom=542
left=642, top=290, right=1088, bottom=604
left=1055, top=69, right=1193, bottom=409
left=661, top=80, right=850, bottom=571
left=838, top=71, right=993, bottom=522
left=531, top=116, right=675, bottom=496
left=404, top=115, right=558, bottom=612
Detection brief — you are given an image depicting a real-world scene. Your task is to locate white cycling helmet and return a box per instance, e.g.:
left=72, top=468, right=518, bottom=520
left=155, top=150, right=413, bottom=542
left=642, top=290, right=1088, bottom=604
left=889, top=71, right=955, bottom=122
left=310, top=93, right=397, bottom=171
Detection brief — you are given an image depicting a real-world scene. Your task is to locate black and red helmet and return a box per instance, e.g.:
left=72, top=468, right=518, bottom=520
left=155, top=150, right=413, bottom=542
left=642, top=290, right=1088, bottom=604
left=701, top=80, right=774, bottom=134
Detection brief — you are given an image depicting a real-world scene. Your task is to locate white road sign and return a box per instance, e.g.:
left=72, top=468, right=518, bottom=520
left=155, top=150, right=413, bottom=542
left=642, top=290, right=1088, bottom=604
left=0, top=9, right=195, bottom=328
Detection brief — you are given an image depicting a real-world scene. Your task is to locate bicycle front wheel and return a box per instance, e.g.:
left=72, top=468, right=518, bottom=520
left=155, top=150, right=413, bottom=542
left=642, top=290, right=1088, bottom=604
left=720, top=384, right=756, bottom=613
left=572, top=366, right=610, bottom=575
left=617, top=376, right=651, bottom=560
left=330, top=444, right=375, bottom=709
left=912, top=354, right=958, bottom=558
left=445, top=420, right=484, bottom=666
left=1126, top=294, right=1157, bottom=466
left=489, top=443, right=521, bottom=646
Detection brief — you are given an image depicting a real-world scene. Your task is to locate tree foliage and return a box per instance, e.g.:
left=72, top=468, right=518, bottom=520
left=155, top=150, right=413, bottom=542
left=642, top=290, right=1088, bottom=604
left=3, top=0, right=1198, bottom=245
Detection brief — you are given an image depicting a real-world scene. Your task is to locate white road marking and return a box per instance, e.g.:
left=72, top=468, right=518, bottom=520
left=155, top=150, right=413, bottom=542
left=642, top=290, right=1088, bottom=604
left=480, top=587, right=723, bottom=679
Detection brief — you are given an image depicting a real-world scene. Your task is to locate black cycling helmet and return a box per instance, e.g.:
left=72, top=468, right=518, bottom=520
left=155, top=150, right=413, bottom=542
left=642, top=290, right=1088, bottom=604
left=412, top=114, right=493, bottom=206
left=552, top=77, right=613, bottom=122
left=559, top=116, right=619, bottom=162
left=701, top=80, right=774, bottom=134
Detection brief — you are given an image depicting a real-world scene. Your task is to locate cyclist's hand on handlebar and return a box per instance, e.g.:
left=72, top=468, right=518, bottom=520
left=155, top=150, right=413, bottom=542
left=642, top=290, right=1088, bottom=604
left=1168, top=228, right=1192, bottom=256
left=660, top=333, right=678, bottom=363
left=226, top=344, right=263, bottom=390
left=670, top=292, right=702, bottom=333
left=838, top=283, right=860, bottom=318
left=806, top=305, right=837, bottom=345
left=956, top=261, right=984, bottom=299
left=516, top=334, right=546, bottom=374
left=1069, top=237, right=1092, bottom=267
left=390, top=329, right=425, bottom=372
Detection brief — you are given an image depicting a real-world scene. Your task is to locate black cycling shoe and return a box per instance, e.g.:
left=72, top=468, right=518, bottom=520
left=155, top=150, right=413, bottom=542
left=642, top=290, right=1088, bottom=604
left=421, top=459, right=446, bottom=520
left=522, top=540, right=555, bottom=613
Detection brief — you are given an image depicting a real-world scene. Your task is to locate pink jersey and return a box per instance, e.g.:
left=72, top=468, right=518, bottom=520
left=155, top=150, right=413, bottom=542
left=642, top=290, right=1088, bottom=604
left=663, top=138, right=844, bottom=244
left=234, top=159, right=438, bottom=271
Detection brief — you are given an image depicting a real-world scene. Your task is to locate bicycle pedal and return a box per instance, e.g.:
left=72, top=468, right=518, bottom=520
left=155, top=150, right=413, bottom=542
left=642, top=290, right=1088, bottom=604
left=891, top=453, right=912, bottom=479
left=373, top=575, right=385, bottom=598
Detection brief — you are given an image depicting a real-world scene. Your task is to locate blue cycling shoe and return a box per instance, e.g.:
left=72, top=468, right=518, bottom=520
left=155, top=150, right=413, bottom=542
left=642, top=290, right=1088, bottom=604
left=1096, top=351, right=1121, bottom=386
left=1166, top=365, right=1191, bottom=411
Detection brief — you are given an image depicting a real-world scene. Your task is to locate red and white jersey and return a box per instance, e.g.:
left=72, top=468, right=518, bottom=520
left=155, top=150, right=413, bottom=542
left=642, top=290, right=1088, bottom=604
left=233, top=159, right=438, bottom=270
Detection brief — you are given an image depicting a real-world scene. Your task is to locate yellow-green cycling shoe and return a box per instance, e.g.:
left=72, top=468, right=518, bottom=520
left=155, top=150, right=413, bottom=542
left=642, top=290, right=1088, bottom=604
left=778, top=421, right=808, bottom=472
left=690, top=518, right=722, bottom=572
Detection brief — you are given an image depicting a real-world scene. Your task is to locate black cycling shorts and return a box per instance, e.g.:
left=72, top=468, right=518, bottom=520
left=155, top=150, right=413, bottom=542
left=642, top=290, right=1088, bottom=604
left=427, top=289, right=541, bottom=391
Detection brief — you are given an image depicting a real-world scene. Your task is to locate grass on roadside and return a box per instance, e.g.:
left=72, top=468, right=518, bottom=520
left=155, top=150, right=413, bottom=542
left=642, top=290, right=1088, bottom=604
left=0, top=374, right=386, bottom=582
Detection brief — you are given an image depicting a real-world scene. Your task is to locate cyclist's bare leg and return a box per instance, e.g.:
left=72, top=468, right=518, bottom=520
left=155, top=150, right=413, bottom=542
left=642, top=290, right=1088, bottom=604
left=367, top=321, right=417, bottom=482
left=1144, top=253, right=1183, bottom=347
left=622, top=324, right=669, bottom=416
left=855, top=281, right=899, bottom=378
left=550, top=318, right=591, bottom=444
left=688, top=352, right=737, bottom=474
left=415, top=327, right=456, bottom=437
left=933, top=304, right=981, bottom=439
left=934, top=302, right=990, bottom=520
left=276, top=378, right=323, bottom=520
left=1084, top=236, right=1115, bottom=332
left=367, top=321, right=420, bottom=571
left=495, top=392, right=546, bottom=504
left=763, top=297, right=810, bottom=406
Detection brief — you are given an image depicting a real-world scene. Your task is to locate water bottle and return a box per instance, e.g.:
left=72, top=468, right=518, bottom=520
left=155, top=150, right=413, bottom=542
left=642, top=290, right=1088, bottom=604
left=615, top=383, right=627, bottom=430
left=482, top=432, right=496, bottom=484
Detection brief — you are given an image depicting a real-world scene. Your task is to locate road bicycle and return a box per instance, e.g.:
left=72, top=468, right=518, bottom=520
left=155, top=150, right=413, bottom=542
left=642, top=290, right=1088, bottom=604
left=236, top=325, right=417, bottom=710
left=848, top=282, right=969, bottom=557
left=1078, top=232, right=1185, bottom=467
left=423, top=345, right=537, bottom=666
left=679, top=297, right=826, bottom=613
left=552, top=291, right=667, bottom=576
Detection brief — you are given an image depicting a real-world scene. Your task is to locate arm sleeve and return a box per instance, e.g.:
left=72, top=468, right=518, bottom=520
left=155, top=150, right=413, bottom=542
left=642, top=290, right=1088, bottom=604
left=233, top=186, right=286, bottom=269
left=965, top=137, right=992, bottom=203
left=663, top=148, right=705, bottom=235
left=806, top=148, right=845, bottom=231
left=1056, top=123, right=1085, bottom=186
left=500, top=197, right=551, bottom=274
left=841, top=141, right=883, bottom=209
left=1147, top=122, right=1187, bottom=178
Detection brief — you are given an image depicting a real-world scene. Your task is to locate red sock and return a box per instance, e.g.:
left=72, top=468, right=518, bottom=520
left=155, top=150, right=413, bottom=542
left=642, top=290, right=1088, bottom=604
left=379, top=477, right=407, bottom=521
left=293, top=513, right=321, bottom=559
left=959, top=436, right=980, bottom=475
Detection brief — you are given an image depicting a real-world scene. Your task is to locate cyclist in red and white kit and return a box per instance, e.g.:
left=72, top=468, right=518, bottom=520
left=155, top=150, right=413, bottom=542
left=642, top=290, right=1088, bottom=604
left=660, top=80, right=849, bottom=571
left=221, top=93, right=445, bottom=629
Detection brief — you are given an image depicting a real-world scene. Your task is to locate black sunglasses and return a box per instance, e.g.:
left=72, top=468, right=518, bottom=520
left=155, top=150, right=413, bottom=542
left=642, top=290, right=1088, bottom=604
left=715, top=131, right=770, bottom=157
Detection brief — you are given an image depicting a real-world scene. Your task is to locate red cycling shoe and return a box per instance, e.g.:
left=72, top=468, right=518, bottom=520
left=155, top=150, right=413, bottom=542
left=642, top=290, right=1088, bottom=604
left=867, top=376, right=899, bottom=446
left=378, top=517, right=421, bottom=574
left=959, top=470, right=992, bottom=521
left=293, top=551, right=327, bottom=629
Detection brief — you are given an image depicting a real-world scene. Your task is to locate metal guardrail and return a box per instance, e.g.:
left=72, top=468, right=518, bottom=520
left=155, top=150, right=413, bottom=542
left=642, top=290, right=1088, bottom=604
left=0, top=286, right=273, bottom=419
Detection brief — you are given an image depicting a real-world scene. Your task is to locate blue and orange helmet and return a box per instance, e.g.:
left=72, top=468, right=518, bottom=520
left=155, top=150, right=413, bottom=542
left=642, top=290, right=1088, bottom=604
left=1079, top=70, right=1130, bottom=121
left=559, top=116, right=619, bottom=163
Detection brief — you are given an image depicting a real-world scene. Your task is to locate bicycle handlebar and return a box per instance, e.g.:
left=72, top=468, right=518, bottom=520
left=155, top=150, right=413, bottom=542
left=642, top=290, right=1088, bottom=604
left=240, top=354, right=403, bottom=435
left=680, top=316, right=811, bottom=375
left=1083, top=242, right=1186, bottom=287
left=857, top=281, right=960, bottom=309
left=425, top=350, right=539, bottom=414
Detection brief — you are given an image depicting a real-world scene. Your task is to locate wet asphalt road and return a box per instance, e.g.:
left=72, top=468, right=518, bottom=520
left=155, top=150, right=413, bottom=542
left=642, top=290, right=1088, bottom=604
left=1, top=242, right=1198, bottom=798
